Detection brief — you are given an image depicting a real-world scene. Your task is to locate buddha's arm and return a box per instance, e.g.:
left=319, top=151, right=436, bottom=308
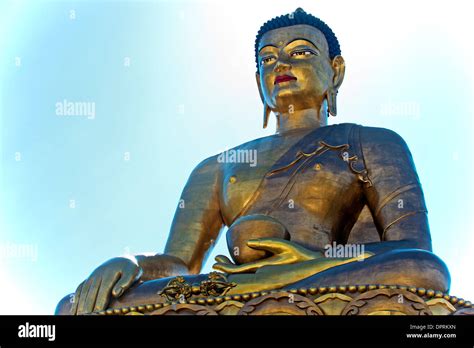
left=143, top=155, right=225, bottom=276
left=60, top=155, right=225, bottom=314
left=359, top=126, right=432, bottom=254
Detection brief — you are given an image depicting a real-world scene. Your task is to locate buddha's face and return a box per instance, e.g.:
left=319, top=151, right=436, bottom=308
left=256, top=24, right=343, bottom=113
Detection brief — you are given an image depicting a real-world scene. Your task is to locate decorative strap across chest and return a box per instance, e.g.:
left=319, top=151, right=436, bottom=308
left=232, top=124, right=372, bottom=223
left=267, top=140, right=373, bottom=187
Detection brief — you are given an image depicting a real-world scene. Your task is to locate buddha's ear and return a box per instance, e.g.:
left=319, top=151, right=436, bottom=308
left=327, top=55, right=345, bottom=116
left=255, top=73, right=265, bottom=103
left=331, top=55, right=345, bottom=90
left=256, top=72, right=271, bottom=128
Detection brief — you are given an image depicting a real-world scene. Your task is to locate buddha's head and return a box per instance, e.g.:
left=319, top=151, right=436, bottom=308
left=255, top=8, right=345, bottom=129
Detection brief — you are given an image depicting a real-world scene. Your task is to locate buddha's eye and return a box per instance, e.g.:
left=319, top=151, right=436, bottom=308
left=260, top=56, right=276, bottom=66
left=290, top=49, right=318, bottom=58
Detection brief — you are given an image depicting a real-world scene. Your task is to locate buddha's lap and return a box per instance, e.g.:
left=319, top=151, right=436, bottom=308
left=286, top=249, right=449, bottom=292
left=56, top=248, right=449, bottom=314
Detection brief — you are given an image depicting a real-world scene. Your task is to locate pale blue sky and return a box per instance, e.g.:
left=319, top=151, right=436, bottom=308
left=0, top=0, right=473, bottom=314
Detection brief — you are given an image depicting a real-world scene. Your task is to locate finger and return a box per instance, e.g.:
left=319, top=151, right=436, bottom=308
left=112, top=267, right=140, bottom=298
left=213, top=255, right=286, bottom=274
left=76, top=278, right=94, bottom=315
left=71, top=281, right=84, bottom=315
left=212, top=260, right=262, bottom=274
left=355, top=251, right=374, bottom=260
left=82, top=277, right=102, bottom=314
left=247, top=238, right=293, bottom=254
left=212, top=262, right=235, bottom=273
left=94, top=272, right=121, bottom=312
left=214, top=255, right=233, bottom=264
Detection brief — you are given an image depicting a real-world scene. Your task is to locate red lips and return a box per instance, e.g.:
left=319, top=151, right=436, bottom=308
left=274, top=74, right=297, bottom=85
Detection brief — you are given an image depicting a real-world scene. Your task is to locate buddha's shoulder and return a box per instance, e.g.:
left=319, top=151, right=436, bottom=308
left=328, top=122, right=403, bottom=139
left=190, top=125, right=409, bottom=175
left=355, top=124, right=408, bottom=148
left=217, top=134, right=279, bottom=155
left=188, top=137, right=270, bottom=175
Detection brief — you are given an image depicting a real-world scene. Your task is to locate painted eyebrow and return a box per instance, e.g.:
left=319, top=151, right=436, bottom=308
left=258, top=38, right=320, bottom=55
left=285, top=38, right=319, bottom=50
left=258, top=45, right=278, bottom=55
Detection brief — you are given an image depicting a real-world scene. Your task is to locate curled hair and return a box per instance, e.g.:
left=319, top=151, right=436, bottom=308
left=255, top=8, right=341, bottom=72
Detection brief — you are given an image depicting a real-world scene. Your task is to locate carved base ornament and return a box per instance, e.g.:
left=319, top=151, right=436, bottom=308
left=94, top=275, right=472, bottom=316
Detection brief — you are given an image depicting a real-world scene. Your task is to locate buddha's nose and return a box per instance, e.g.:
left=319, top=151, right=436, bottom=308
left=274, top=60, right=291, bottom=73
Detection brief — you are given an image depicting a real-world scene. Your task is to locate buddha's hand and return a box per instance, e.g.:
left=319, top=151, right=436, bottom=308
left=71, top=257, right=142, bottom=315
left=213, top=238, right=323, bottom=274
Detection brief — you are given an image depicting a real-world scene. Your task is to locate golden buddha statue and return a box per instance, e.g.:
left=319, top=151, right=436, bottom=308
left=56, top=8, right=471, bottom=316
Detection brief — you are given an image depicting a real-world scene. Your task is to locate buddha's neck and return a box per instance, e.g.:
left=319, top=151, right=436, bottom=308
left=275, top=107, right=328, bottom=135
